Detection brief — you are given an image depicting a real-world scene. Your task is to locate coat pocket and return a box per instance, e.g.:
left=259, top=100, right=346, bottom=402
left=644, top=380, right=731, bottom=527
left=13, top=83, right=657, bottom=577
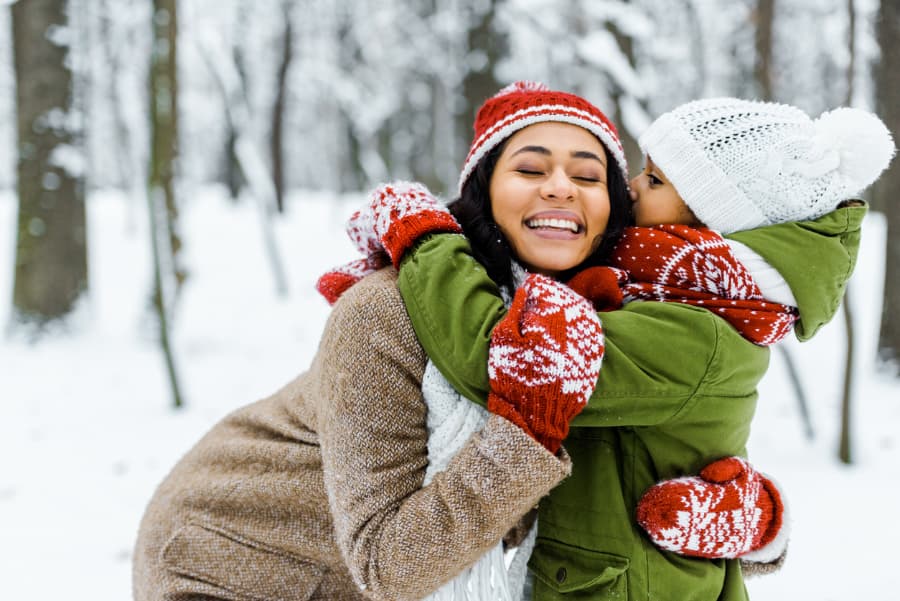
left=529, top=538, right=629, bottom=597
left=162, top=522, right=325, bottom=601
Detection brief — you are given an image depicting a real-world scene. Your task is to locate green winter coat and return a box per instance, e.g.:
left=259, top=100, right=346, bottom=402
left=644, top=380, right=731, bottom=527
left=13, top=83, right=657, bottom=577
left=396, top=204, right=865, bottom=600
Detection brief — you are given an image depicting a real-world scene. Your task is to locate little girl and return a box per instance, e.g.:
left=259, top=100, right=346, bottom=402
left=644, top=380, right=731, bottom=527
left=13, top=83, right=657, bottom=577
left=319, top=90, right=894, bottom=599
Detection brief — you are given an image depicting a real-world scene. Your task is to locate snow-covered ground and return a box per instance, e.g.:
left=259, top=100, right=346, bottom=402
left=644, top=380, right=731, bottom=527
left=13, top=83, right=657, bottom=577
left=1, top=187, right=897, bottom=600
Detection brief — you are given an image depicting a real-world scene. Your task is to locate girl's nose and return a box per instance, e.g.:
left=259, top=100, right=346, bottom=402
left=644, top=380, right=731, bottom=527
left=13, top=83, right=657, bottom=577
left=628, top=175, right=642, bottom=202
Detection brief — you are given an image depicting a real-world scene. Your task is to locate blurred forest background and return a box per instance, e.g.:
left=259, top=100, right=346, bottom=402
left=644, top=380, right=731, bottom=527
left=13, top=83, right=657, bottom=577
left=2, top=0, right=898, bottom=371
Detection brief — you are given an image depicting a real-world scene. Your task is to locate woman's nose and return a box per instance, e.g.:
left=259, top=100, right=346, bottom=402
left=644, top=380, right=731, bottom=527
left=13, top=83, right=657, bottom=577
left=542, top=168, right=575, bottom=200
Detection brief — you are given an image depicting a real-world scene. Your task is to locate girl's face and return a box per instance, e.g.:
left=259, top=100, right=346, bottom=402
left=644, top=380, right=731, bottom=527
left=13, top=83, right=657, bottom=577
left=489, top=122, right=612, bottom=278
left=629, top=157, right=701, bottom=227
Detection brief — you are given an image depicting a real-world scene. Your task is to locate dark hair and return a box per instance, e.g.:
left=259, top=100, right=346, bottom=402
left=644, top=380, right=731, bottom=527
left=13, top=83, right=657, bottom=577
left=447, top=137, right=633, bottom=292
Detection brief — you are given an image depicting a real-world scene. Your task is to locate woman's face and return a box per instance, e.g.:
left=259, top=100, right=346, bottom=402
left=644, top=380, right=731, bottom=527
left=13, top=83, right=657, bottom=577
left=629, top=156, right=700, bottom=227
left=489, top=122, right=611, bottom=277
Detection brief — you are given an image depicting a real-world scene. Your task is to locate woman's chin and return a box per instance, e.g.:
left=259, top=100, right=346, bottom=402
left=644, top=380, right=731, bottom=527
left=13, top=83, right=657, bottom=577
left=521, top=255, right=586, bottom=278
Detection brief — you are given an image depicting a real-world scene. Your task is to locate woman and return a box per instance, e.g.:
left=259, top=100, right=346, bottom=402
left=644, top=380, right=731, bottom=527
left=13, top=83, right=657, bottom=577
left=133, top=85, right=630, bottom=601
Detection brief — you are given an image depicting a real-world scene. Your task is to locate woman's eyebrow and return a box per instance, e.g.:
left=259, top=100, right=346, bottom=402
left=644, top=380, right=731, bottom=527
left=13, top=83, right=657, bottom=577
left=571, top=150, right=606, bottom=165
left=510, top=145, right=551, bottom=157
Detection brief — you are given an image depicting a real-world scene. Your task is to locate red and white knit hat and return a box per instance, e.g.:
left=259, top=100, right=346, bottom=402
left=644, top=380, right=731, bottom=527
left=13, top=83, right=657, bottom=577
left=458, top=81, right=628, bottom=195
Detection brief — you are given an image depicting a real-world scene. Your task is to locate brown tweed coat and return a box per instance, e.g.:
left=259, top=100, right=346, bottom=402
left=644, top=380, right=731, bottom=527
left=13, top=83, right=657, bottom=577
left=132, top=268, right=571, bottom=601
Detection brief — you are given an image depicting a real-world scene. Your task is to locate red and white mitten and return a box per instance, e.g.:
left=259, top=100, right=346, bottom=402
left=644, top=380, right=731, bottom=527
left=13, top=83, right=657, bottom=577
left=487, top=273, right=605, bottom=454
left=316, top=253, right=389, bottom=306
left=636, top=457, right=789, bottom=561
left=346, top=181, right=462, bottom=268
left=315, top=181, right=461, bottom=305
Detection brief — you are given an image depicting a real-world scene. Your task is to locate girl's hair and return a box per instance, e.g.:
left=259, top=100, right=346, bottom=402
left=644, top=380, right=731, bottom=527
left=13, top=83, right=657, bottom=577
left=447, top=137, right=633, bottom=292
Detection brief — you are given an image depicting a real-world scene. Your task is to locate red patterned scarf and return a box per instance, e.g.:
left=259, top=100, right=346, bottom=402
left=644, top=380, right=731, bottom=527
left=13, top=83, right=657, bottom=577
left=570, top=225, right=798, bottom=346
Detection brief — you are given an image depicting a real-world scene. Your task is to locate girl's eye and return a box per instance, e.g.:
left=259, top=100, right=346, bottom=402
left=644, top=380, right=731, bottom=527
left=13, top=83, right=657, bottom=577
left=574, top=175, right=601, bottom=183
left=516, top=168, right=543, bottom=176
left=647, top=173, right=663, bottom=186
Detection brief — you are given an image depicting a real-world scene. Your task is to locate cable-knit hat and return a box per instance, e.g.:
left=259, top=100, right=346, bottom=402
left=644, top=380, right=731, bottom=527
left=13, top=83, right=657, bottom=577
left=458, top=81, right=627, bottom=195
left=639, top=97, right=895, bottom=233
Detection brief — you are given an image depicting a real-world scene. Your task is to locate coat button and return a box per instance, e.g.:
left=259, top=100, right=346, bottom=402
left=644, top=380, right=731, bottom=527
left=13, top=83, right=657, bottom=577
left=556, top=566, right=567, bottom=583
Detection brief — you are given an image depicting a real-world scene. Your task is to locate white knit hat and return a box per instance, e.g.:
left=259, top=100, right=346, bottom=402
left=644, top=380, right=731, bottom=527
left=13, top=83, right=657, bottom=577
left=638, top=98, right=895, bottom=233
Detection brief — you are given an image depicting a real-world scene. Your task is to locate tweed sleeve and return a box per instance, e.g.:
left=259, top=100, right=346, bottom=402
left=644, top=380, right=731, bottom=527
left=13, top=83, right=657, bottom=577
left=314, top=268, right=571, bottom=601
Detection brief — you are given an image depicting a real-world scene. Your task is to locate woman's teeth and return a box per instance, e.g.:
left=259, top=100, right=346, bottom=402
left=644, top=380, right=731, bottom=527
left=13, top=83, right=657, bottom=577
left=526, top=218, right=581, bottom=233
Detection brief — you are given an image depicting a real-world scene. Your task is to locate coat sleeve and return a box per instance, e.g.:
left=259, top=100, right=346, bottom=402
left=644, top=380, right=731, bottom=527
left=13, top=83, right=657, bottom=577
left=397, top=235, right=758, bottom=427
left=312, top=269, right=571, bottom=601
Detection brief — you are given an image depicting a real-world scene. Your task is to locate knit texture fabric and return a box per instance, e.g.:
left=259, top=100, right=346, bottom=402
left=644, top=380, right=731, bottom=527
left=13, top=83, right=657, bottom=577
left=316, top=253, right=388, bottom=305
left=635, top=457, right=788, bottom=561
left=572, top=225, right=798, bottom=346
left=639, top=97, right=895, bottom=233
left=350, top=181, right=462, bottom=268
left=459, top=81, right=627, bottom=194
left=566, top=265, right=628, bottom=312
left=316, top=181, right=461, bottom=305
left=487, top=273, right=605, bottom=454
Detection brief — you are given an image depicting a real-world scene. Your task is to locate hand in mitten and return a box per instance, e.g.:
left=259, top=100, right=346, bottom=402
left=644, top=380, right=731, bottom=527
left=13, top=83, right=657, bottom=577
left=567, top=266, right=628, bottom=312
left=487, top=273, right=605, bottom=454
left=316, top=253, right=389, bottom=306
left=346, top=180, right=462, bottom=268
left=315, top=181, right=461, bottom=304
left=635, top=457, right=788, bottom=561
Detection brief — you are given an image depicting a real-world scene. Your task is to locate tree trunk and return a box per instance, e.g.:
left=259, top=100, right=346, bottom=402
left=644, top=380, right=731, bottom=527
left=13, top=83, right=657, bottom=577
left=11, top=0, right=87, bottom=327
left=838, top=0, right=857, bottom=465
left=149, top=0, right=184, bottom=408
left=458, top=1, right=506, bottom=153
left=149, top=0, right=185, bottom=294
left=875, top=0, right=900, bottom=370
left=334, top=10, right=365, bottom=193
left=224, top=1, right=248, bottom=202
left=271, top=2, right=293, bottom=212
left=224, top=128, right=244, bottom=201
left=754, top=0, right=776, bottom=100
left=839, top=289, right=854, bottom=463
left=605, top=19, right=643, bottom=177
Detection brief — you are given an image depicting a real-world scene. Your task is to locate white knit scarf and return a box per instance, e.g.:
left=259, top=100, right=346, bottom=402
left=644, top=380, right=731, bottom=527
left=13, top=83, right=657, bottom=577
left=420, top=262, right=533, bottom=601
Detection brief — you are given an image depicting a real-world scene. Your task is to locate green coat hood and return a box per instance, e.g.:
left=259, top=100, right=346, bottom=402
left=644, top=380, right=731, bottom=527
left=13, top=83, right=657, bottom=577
left=728, top=203, right=866, bottom=341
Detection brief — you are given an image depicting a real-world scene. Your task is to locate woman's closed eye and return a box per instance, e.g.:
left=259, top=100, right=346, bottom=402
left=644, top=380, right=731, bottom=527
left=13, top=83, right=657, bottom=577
left=573, top=174, right=602, bottom=183
left=647, top=173, right=663, bottom=186
left=516, top=168, right=544, bottom=176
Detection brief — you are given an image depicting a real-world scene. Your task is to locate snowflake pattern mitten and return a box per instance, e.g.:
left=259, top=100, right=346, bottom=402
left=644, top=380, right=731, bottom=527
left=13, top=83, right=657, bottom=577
left=487, top=273, right=605, bottom=454
left=636, top=456, right=788, bottom=560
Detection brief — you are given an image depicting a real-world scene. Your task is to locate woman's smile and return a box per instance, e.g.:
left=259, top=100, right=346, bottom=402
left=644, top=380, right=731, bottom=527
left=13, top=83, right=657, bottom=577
left=524, top=210, right=585, bottom=239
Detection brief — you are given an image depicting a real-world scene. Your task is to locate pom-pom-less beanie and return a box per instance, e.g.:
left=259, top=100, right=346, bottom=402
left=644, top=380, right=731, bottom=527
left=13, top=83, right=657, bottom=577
left=639, top=98, right=895, bottom=233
